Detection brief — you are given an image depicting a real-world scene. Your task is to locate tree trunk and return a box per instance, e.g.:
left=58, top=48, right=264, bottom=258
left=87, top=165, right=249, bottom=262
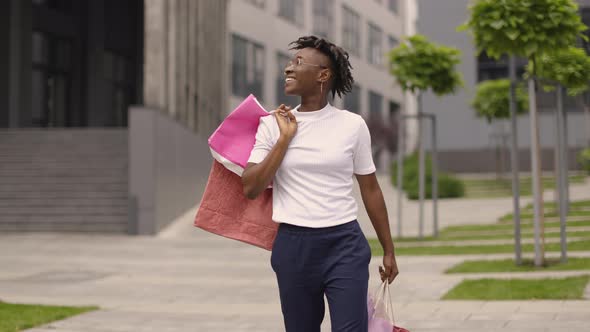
left=528, top=76, right=545, bottom=267
left=508, top=55, right=522, bottom=265
left=417, top=93, right=425, bottom=239
left=556, top=85, right=567, bottom=263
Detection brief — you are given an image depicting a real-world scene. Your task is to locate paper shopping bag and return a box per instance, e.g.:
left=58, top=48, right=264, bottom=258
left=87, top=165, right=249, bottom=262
left=194, top=160, right=277, bottom=250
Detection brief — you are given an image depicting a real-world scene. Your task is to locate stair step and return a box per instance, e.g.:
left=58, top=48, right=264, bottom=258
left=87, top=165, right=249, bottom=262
left=0, top=198, right=128, bottom=207
left=0, top=165, right=127, bottom=171
left=0, top=191, right=128, bottom=199
left=0, top=205, right=128, bottom=215
left=0, top=177, right=127, bottom=184
left=0, top=215, right=128, bottom=223
left=0, top=156, right=126, bottom=162
left=0, top=222, right=128, bottom=233
left=0, top=129, right=130, bottom=234
left=0, top=160, right=127, bottom=165
left=0, top=170, right=126, bottom=176
left=0, top=183, right=127, bottom=191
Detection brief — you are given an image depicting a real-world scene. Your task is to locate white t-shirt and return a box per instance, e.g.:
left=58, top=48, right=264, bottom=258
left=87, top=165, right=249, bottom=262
left=247, top=103, right=376, bottom=228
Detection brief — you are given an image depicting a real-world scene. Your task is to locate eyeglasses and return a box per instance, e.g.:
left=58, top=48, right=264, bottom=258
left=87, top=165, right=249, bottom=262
left=287, top=57, right=328, bottom=69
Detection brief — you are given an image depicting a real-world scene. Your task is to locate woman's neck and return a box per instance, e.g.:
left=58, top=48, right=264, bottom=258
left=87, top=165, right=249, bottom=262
left=298, top=94, right=328, bottom=113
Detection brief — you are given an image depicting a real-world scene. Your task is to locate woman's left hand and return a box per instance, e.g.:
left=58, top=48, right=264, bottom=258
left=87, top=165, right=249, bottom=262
left=379, top=253, right=399, bottom=284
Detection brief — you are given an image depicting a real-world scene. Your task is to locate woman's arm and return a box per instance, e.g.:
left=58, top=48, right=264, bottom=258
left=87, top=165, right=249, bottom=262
left=242, top=105, right=297, bottom=199
left=355, top=172, right=399, bottom=283
left=242, top=136, right=290, bottom=199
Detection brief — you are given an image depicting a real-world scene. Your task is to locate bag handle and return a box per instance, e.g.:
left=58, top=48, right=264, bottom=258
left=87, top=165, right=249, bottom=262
left=371, top=280, right=395, bottom=324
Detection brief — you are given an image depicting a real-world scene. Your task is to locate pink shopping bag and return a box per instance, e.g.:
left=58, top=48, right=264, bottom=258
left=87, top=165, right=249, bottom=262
left=194, top=160, right=277, bottom=250
left=208, top=94, right=270, bottom=170
left=368, top=281, right=410, bottom=332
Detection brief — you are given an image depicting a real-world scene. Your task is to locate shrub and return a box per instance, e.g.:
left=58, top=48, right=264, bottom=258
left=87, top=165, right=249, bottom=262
left=391, top=152, right=465, bottom=199
left=578, top=148, right=590, bottom=174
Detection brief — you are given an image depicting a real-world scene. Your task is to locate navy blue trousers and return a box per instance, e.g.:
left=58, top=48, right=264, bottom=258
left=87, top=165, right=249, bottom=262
left=271, top=220, right=371, bottom=332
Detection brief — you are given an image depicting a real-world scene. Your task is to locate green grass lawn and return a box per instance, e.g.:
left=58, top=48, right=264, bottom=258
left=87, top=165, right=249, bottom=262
left=445, top=257, right=590, bottom=274
left=499, top=210, right=590, bottom=222
left=369, top=239, right=590, bottom=256
left=441, top=275, right=590, bottom=300
left=368, top=200, right=590, bottom=256
left=0, top=302, right=97, bottom=332
left=393, top=229, right=590, bottom=243
left=462, top=174, right=587, bottom=198
left=440, top=220, right=590, bottom=234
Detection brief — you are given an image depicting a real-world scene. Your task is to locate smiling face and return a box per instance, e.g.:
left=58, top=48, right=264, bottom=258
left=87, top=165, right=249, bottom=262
left=284, top=48, right=332, bottom=97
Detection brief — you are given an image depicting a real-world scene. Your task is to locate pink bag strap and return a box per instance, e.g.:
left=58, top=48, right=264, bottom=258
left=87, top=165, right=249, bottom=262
left=371, top=280, right=395, bottom=324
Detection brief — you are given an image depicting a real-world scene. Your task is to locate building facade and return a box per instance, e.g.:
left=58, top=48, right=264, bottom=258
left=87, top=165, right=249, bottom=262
left=417, top=0, right=590, bottom=173
left=1, top=0, right=227, bottom=136
left=227, top=0, right=417, bottom=172
left=0, top=0, right=228, bottom=234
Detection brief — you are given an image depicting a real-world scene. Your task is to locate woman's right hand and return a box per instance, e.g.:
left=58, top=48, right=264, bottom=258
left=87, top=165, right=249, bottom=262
left=274, top=104, right=298, bottom=141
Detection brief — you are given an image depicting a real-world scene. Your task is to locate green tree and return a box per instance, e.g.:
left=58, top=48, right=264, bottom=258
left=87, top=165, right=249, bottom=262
left=389, top=34, right=463, bottom=238
left=471, top=79, right=528, bottom=123
left=459, top=0, right=587, bottom=60
left=460, top=0, right=588, bottom=267
left=529, top=47, right=590, bottom=148
left=389, top=34, right=463, bottom=96
left=529, top=47, right=590, bottom=259
left=528, top=47, right=590, bottom=96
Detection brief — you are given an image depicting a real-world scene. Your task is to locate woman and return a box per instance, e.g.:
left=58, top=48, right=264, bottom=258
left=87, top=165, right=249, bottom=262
left=242, top=36, right=399, bottom=332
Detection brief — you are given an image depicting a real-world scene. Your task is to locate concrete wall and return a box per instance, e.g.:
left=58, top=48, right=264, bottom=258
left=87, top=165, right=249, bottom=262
left=128, top=106, right=212, bottom=235
left=417, top=0, right=589, bottom=172
left=144, top=0, right=228, bottom=138
left=0, top=1, right=9, bottom=127
left=5, top=0, right=32, bottom=128
left=137, top=0, right=228, bottom=234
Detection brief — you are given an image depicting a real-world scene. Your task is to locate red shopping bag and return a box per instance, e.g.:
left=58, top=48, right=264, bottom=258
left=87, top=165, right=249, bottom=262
left=194, top=160, right=277, bottom=250
left=368, top=281, right=410, bottom=332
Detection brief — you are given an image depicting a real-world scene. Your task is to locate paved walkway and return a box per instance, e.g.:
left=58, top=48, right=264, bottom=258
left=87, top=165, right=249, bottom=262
left=356, top=174, right=590, bottom=238
left=0, top=176, right=588, bottom=331
left=1, top=232, right=589, bottom=332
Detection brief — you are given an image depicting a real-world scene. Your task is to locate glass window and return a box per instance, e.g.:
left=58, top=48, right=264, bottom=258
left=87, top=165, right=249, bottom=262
left=344, top=84, right=361, bottom=113
left=276, top=53, right=299, bottom=107
left=232, top=34, right=265, bottom=101
left=368, top=22, right=383, bottom=66
left=388, top=0, right=398, bottom=14
left=232, top=35, right=248, bottom=98
left=388, top=35, right=399, bottom=51
left=32, top=32, right=49, bottom=65
left=389, top=100, right=400, bottom=125
left=102, top=51, right=131, bottom=126
left=342, top=5, right=361, bottom=57
left=31, top=70, right=45, bottom=126
left=55, top=39, right=71, bottom=71
left=278, top=0, right=304, bottom=26
left=244, top=0, right=265, bottom=9
left=369, top=90, right=383, bottom=120
left=581, top=8, right=590, bottom=53
left=31, top=0, right=72, bottom=13
left=313, top=0, right=334, bottom=40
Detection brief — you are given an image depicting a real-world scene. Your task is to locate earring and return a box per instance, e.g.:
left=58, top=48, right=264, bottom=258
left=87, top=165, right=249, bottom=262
left=320, top=81, right=323, bottom=95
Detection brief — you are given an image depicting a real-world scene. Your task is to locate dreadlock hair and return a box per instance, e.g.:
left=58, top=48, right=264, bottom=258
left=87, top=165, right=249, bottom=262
left=288, top=35, right=354, bottom=99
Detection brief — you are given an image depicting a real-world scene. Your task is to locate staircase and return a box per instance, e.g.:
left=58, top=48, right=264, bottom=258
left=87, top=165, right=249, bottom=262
left=0, top=129, right=129, bottom=233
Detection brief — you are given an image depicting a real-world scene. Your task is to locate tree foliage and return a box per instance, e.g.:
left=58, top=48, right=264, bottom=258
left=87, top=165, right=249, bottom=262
left=527, top=47, right=590, bottom=96
left=459, top=0, right=588, bottom=60
left=471, top=79, right=529, bottom=122
left=388, top=34, right=463, bottom=96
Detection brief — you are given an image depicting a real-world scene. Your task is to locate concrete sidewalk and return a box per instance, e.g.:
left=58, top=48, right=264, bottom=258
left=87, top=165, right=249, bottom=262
left=1, top=176, right=589, bottom=331
left=1, top=230, right=589, bottom=332
left=353, top=174, right=590, bottom=238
